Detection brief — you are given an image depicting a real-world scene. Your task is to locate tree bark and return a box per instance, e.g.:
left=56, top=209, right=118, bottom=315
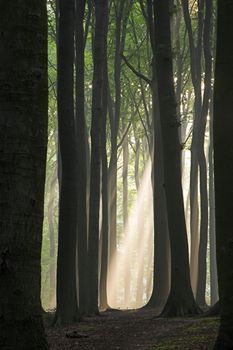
left=75, top=0, right=88, bottom=317
left=88, top=0, right=108, bottom=315
left=48, top=168, right=57, bottom=308
left=0, top=1, right=48, bottom=347
left=181, top=0, right=203, bottom=296
left=108, top=2, right=132, bottom=306
left=196, top=0, right=213, bottom=308
left=213, top=1, right=233, bottom=348
left=99, top=11, right=109, bottom=311
left=56, top=0, right=80, bottom=324
left=139, top=1, right=171, bottom=311
left=153, top=0, right=200, bottom=317
left=209, top=94, right=218, bottom=305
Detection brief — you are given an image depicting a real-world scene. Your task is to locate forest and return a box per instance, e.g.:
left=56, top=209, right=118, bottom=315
left=1, top=0, right=233, bottom=349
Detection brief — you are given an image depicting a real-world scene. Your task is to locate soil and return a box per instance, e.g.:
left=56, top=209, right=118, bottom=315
left=45, top=309, right=219, bottom=349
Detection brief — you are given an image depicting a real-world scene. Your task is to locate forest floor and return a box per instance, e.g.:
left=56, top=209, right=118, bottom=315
left=45, top=308, right=219, bottom=349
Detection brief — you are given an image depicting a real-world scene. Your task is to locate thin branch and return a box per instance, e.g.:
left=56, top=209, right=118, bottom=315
left=117, top=121, right=132, bottom=149
left=181, top=126, right=193, bottom=148
left=128, top=139, right=136, bottom=153
left=121, top=54, right=152, bottom=85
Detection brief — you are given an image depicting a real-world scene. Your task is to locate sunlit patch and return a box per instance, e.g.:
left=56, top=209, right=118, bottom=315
left=107, top=160, right=153, bottom=309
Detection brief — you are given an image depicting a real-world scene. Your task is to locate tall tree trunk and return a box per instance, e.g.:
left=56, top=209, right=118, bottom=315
left=213, top=1, right=233, bottom=348
left=108, top=0, right=125, bottom=280
left=56, top=0, right=80, bottom=324
left=75, top=0, right=88, bottom=317
left=147, top=81, right=170, bottom=310
left=88, top=0, right=108, bottom=315
left=99, top=13, right=109, bottom=311
left=153, top=0, right=200, bottom=316
left=196, top=0, right=213, bottom=307
left=134, top=132, right=144, bottom=307
left=48, top=168, right=57, bottom=308
left=0, top=1, right=48, bottom=347
left=122, top=119, right=131, bottom=307
left=139, top=1, right=171, bottom=311
left=209, top=94, right=218, bottom=305
left=181, top=0, right=204, bottom=296
left=108, top=2, right=132, bottom=306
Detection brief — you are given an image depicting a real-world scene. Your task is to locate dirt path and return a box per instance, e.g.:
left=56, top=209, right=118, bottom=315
left=46, top=309, right=219, bottom=349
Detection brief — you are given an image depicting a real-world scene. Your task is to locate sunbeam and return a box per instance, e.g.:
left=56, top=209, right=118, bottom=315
left=107, top=159, right=153, bottom=309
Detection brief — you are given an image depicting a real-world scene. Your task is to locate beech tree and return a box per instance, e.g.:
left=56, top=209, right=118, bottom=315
left=41, top=0, right=221, bottom=319
left=153, top=0, right=200, bottom=316
left=0, top=1, right=48, bottom=348
left=75, top=0, right=88, bottom=317
left=56, top=0, right=80, bottom=323
left=88, top=0, right=108, bottom=315
left=214, top=0, right=233, bottom=348
left=99, top=10, right=110, bottom=310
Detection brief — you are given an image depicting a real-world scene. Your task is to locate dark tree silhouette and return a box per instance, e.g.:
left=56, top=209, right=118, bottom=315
left=0, top=1, right=48, bottom=348
left=75, top=0, right=88, bottom=317
left=88, top=0, right=108, bottom=315
left=56, top=0, right=80, bottom=324
left=214, top=1, right=233, bottom=348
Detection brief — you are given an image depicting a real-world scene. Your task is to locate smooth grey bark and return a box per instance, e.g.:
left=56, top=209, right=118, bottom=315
left=122, top=119, right=131, bottom=306
left=146, top=80, right=170, bottom=311
left=48, top=167, right=57, bottom=308
left=108, top=0, right=125, bottom=275
left=99, top=12, right=109, bottom=311
left=213, top=1, right=233, bottom=348
left=56, top=0, right=80, bottom=324
left=153, top=0, right=200, bottom=316
left=0, top=1, right=48, bottom=348
left=181, top=0, right=203, bottom=296
left=75, top=0, right=88, bottom=317
left=88, top=0, right=108, bottom=315
left=196, top=0, right=213, bottom=307
left=209, top=94, right=218, bottom=306
left=137, top=0, right=171, bottom=311
left=181, top=1, right=212, bottom=306
left=134, top=129, right=144, bottom=307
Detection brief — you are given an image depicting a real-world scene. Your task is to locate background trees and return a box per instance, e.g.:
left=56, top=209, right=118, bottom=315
left=5, top=0, right=233, bottom=347
left=0, top=0, right=48, bottom=348
left=154, top=0, right=199, bottom=317
left=41, top=0, right=218, bottom=319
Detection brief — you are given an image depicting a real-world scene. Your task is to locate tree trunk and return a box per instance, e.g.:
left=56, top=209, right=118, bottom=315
left=48, top=168, right=57, bottom=308
left=196, top=0, right=213, bottom=308
left=0, top=1, right=48, bottom=347
left=146, top=81, right=170, bottom=310
left=56, top=0, right=80, bottom=324
left=88, top=0, right=108, bottom=315
left=108, top=2, right=132, bottom=307
left=153, top=0, right=200, bottom=317
left=209, top=94, right=218, bottom=305
left=181, top=0, right=204, bottom=297
left=122, top=120, right=131, bottom=307
left=108, top=1, right=125, bottom=284
left=75, top=0, right=88, bottom=317
left=99, top=13, right=109, bottom=311
left=213, top=1, right=233, bottom=348
left=140, top=2, right=171, bottom=311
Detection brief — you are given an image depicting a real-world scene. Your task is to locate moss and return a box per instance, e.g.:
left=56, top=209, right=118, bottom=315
left=149, top=318, right=219, bottom=350
left=78, top=323, right=96, bottom=332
